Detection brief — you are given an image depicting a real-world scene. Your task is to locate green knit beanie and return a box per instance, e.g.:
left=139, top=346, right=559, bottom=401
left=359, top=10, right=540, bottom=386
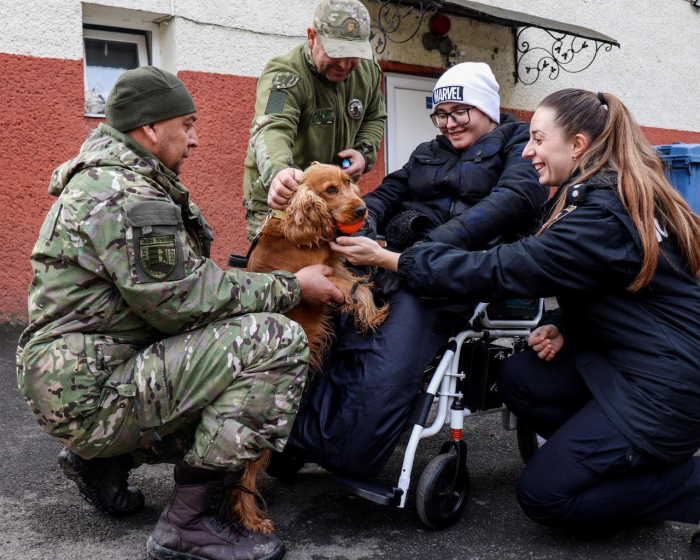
left=106, top=66, right=197, bottom=132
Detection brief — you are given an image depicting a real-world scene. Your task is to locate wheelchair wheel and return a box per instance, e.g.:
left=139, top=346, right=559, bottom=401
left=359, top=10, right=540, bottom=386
left=516, top=424, right=546, bottom=464
left=416, top=453, right=470, bottom=529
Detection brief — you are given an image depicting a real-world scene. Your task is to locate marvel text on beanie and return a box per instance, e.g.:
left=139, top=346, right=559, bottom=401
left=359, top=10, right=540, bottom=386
left=432, top=62, right=501, bottom=124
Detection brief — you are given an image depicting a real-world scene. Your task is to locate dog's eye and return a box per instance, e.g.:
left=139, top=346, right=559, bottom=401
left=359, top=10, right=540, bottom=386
left=325, top=186, right=338, bottom=194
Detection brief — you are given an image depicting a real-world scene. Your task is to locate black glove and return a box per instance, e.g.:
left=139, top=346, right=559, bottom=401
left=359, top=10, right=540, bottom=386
left=354, top=209, right=378, bottom=240
left=373, top=268, right=402, bottom=296
left=384, top=210, right=435, bottom=250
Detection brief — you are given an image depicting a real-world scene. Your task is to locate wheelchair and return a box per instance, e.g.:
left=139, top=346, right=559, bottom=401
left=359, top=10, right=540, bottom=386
left=333, top=297, right=545, bottom=529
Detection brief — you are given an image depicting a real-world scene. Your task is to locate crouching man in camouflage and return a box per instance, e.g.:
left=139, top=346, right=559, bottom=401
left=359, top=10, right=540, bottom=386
left=16, top=66, right=343, bottom=560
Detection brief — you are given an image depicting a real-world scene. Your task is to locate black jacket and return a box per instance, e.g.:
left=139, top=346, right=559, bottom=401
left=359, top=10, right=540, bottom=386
left=398, top=172, right=700, bottom=463
left=363, top=112, right=547, bottom=250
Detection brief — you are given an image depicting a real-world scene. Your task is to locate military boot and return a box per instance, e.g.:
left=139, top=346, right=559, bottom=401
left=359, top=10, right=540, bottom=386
left=58, top=448, right=145, bottom=516
left=265, top=447, right=306, bottom=484
left=147, top=461, right=285, bottom=560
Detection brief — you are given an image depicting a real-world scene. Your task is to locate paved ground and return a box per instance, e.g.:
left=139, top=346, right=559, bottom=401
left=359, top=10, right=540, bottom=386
left=1, top=321, right=698, bottom=560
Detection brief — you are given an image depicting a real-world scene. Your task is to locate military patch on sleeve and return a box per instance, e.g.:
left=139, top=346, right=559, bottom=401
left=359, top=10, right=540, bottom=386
left=138, top=235, right=178, bottom=280
left=309, top=107, right=335, bottom=127
left=272, top=72, right=301, bottom=89
left=265, top=90, right=287, bottom=114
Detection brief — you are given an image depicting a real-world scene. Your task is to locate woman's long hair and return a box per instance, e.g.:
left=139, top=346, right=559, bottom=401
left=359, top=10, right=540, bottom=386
left=539, top=89, right=700, bottom=291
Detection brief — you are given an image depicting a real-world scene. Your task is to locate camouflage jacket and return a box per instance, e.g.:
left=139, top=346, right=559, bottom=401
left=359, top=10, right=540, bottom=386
left=17, top=124, right=301, bottom=435
left=242, top=43, right=387, bottom=214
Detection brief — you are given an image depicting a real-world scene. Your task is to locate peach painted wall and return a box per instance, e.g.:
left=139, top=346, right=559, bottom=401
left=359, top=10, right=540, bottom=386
left=2, top=53, right=699, bottom=322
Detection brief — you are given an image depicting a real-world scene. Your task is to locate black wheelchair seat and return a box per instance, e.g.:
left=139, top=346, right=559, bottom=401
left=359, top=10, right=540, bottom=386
left=484, top=299, right=540, bottom=320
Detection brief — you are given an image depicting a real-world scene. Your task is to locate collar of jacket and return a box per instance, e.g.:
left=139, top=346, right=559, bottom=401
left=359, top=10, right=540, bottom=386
left=102, top=124, right=179, bottom=181
left=543, top=169, right=619, bottom=216
left=102, top=124, right=193, bottom=207
left=303, top=43, right=348, bottom=85
left=48, top=123, right=179, bottom=197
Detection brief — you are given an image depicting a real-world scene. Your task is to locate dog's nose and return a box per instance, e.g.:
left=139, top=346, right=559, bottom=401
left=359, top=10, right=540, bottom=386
left=354, top=205, right=367, bottom=218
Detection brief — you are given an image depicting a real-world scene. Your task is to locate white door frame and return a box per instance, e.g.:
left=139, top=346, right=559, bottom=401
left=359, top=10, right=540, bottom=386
left=383, top=73, right=438, bottom=174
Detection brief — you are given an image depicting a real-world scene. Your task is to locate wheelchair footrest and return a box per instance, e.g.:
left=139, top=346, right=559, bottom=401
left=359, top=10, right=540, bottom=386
left=331, top=474, right=403, bottom=507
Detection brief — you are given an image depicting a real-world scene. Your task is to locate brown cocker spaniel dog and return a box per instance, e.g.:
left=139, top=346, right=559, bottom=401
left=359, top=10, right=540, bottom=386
left=248, top=161, right=388, bottom=366
left=232, top=162, right=389, bottom=534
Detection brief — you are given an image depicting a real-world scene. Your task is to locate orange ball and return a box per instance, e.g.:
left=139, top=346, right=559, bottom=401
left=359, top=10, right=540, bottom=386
left=335, top=220, right=364, bottom=235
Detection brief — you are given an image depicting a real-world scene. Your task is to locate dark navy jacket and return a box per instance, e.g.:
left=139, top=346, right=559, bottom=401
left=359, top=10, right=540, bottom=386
left=363, top=112, right=547, bottom=250
left=398, top=172, right=700, bottom=463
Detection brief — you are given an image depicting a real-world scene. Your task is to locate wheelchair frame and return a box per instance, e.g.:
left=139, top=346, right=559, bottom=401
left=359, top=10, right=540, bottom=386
left=334, top=298, right=544, bottom=528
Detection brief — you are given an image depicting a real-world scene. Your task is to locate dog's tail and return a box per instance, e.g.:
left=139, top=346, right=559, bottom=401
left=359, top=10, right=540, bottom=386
left=349, top=283, right=389, bottom=334
left=231, top=449, right=274, bottom=534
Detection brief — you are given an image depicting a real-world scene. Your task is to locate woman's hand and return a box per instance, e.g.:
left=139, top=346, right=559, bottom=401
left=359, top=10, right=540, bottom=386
left=528, top=324, right=565, bottom=361
left=330, top=236, right=400, bottom=271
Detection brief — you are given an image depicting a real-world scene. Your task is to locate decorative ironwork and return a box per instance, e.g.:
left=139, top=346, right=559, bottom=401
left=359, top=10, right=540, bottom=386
left=369, top=0, right=442, bottom=54
left=515, top=27, right=617, bottom=85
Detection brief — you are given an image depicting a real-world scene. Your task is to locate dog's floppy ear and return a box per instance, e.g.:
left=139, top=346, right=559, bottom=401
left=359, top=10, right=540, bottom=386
left=284, top=185, right=335, bottom=247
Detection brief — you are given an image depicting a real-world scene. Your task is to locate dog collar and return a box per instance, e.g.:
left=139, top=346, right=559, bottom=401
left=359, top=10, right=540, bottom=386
left=269, top=209, right=286, bottom=220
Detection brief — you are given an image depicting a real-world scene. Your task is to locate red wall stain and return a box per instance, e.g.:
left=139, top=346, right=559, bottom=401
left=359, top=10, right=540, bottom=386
left=2, top=52, right=700, bottom=322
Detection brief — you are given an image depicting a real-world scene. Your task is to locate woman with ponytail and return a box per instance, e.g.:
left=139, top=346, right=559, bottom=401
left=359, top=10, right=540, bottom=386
left=332, top=88, right=700, bottom=544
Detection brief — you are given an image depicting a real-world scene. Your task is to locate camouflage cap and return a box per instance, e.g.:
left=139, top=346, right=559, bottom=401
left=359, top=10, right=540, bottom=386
left=313, top=0, right=372, bottom=60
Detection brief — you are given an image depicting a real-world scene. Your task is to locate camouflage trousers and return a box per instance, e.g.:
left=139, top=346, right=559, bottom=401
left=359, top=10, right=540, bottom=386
left=62, top=314, right=308, bottom=471
left=245, top=210, right=269, bottom=242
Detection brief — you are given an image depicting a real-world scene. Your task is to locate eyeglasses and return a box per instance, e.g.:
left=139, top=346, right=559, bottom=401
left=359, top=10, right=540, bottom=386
left=430, top=106, right=475, bottom=128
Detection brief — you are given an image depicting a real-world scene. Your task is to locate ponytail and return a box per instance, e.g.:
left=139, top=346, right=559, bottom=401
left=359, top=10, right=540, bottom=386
left=538, top=89, right=700, bottom=291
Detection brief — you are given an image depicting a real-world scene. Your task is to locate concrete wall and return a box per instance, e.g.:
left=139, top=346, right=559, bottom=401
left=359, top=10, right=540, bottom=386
left=1, top=0, right=699, bottom=321
left=468, top=0, right=700, bottom=133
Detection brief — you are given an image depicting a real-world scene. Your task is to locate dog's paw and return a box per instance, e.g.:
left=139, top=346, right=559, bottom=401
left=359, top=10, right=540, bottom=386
left=244, top=517, right=276, bottom=534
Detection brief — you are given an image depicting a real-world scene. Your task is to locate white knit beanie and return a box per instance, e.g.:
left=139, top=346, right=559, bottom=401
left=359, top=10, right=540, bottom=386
left=432, top=62, right=501, bottom=124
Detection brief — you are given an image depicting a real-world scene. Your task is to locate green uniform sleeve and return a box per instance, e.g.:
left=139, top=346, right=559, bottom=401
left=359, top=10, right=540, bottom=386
left=248, top=64, right=307, bottom=191
left=78, top=177, right=301, bottom=335
left=352, top=59, right=387, bottom=173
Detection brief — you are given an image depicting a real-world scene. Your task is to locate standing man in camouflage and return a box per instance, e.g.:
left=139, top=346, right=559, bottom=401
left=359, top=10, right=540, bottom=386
left=17, top=66, right=343, bottom=560
left=242, top=0, right=387, bottom=240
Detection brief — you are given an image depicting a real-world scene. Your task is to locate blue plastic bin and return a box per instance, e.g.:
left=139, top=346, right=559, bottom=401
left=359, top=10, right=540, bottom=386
left=655, top=143, right=700, bottom=215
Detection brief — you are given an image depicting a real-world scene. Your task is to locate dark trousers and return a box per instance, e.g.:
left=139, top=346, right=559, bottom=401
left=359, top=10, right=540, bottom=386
left=288, top=288, right=474, bottom=478
left=499, top=349, right=700, bottom=527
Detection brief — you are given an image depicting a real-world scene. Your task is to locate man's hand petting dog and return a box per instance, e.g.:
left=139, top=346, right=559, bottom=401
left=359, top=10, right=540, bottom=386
left=296, top=264, right=345, bottom=305
left=268, top=167, right=304, bottom=209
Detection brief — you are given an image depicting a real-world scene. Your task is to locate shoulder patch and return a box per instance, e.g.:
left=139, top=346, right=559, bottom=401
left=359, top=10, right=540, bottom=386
left=125, top=201, right=181, bottom=227
left=138, top=235, right=178, bottom=280
left=126, top=201, right=185, bottom=283
left=272, top=72, right=301, bottom=89
left=265, top=90, right=287, bottom=114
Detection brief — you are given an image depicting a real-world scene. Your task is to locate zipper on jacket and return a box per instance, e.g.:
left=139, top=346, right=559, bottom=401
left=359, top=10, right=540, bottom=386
left=334, top=83, right=345, bottom=159
left=97, top=288, right=122, bottom=332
